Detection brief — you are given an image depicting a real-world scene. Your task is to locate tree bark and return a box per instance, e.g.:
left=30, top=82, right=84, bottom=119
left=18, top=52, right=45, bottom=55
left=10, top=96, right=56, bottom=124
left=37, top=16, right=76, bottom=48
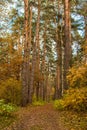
left=64, top=0, right=71, bottom=89
left=22, top=0, right=29, bottom=106
left=84, top=7, right=87, bottom=63
left=28, top=4, right=33, bottom=103
left=55, top=0, right=62, bottom=99
left=29, top=0, right=41, bottom=103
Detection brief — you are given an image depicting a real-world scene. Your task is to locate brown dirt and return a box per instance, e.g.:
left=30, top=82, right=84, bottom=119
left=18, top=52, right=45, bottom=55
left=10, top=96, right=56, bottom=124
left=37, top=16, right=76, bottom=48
left=4, top=103, right=66, bottom=130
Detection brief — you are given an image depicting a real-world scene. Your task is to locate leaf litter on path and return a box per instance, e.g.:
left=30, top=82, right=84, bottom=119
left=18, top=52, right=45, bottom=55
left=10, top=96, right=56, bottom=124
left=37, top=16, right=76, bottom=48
left=3, top=103, right=66, bottom=130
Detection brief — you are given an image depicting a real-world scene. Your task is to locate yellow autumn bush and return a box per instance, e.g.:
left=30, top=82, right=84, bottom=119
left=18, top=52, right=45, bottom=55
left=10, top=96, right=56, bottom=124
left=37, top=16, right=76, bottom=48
left=54, top=87, right=87, bottom=112
left=67, top=64, right=87, bottom=88
left=63, top=88, right=87, bottom=111
left=0, top=78, right=21, bottom=105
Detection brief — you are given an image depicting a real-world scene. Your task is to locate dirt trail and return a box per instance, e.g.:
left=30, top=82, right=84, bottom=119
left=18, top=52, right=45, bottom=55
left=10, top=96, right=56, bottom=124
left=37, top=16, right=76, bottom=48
left=5, top=104, right=66, bottom=130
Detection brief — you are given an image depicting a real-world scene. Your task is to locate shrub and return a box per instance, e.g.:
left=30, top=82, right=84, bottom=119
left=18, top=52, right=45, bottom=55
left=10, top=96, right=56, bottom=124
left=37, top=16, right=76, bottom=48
left=32, top=94, right=45, bottom=106
left=67, top=64, right=87, bottom=88
left=0, top=78, right=21, bottom=105
left=54, top=100, right=64, bottom=110
left=54, top=88, right=87, bottom=112
left=32, top=101, right=45, bottom=106
left=63, top=88, right=87, bottom=112
left=0, top=99, right=17, bottom=116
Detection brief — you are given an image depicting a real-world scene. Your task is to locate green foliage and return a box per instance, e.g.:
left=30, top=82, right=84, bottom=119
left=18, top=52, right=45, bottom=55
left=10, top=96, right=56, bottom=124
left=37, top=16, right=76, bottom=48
left=54, top=87, right=87, bottom=112
left=32, top=101, right=45, bottom=106
left=54, top=100, right=64, bottom=110
left=0, top=99, right=17, bottom=116
left=32, top=95, right=45, bottom=106
left=0, top=78, right=21, bottom=105
left=67, top=64, right=87, bottom=88
left=32, top=94, right=37, bottom=102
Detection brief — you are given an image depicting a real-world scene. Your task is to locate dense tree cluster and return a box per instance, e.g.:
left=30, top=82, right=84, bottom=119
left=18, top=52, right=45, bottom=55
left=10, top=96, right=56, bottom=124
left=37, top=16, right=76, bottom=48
left=0, top=0, right=87, bottom=106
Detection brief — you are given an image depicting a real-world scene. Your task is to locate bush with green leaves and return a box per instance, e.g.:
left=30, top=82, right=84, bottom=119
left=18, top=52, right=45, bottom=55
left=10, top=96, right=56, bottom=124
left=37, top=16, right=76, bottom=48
left=0, top=99, right=16, bottom=116
left=32, top=100, right=45, bottom=106
left=0, top=78, right=21, bottom=105
left=54, top=87, right=87, bottom=112
left=54, top=100, right=64, bottom=110
left=32, top=94, right=45, bottom=106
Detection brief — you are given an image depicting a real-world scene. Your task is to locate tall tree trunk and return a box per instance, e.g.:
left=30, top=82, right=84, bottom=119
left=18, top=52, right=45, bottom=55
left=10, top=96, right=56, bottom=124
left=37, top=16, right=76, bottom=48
left=36, top=0, right=41, bottom=100
left=55, top=0, right=62, bottom=99
left=64, top=0, right=71, bottom=89
left=84, top=8, right=87, bottom=63
left=29, top=0, right=41, bottom=103
left=28, top=4, right=33, bottom=103
left=60, top=1, right=64, bottom=96
left=22, top=0, right=29, bottom=106
left=42, top=21, right=47, bottom=101
left=36, top=82, right=39, bottom=101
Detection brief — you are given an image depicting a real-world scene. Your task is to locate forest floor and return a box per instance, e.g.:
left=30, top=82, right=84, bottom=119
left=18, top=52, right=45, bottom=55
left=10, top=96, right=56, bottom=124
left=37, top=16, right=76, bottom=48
left=3, top=103, right=67, bottom=130
left=1, top=103, right=87, bottom=130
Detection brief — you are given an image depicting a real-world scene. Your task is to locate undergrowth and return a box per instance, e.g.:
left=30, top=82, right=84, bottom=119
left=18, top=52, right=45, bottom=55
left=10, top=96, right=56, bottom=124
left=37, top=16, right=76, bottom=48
left=54, top=87, right=87, bottom=112
left=59, top=111, right=87, bottom=130
left=54, top=87, right=87, bottom=130
left=0, top=99, right=17, bottom=129
left=32, top=95, right=46, bottom=106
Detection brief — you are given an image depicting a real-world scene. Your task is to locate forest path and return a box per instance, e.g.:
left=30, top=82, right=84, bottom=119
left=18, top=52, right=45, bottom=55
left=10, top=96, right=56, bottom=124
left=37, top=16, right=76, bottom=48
left=6, top=103, right=66, bottom=130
